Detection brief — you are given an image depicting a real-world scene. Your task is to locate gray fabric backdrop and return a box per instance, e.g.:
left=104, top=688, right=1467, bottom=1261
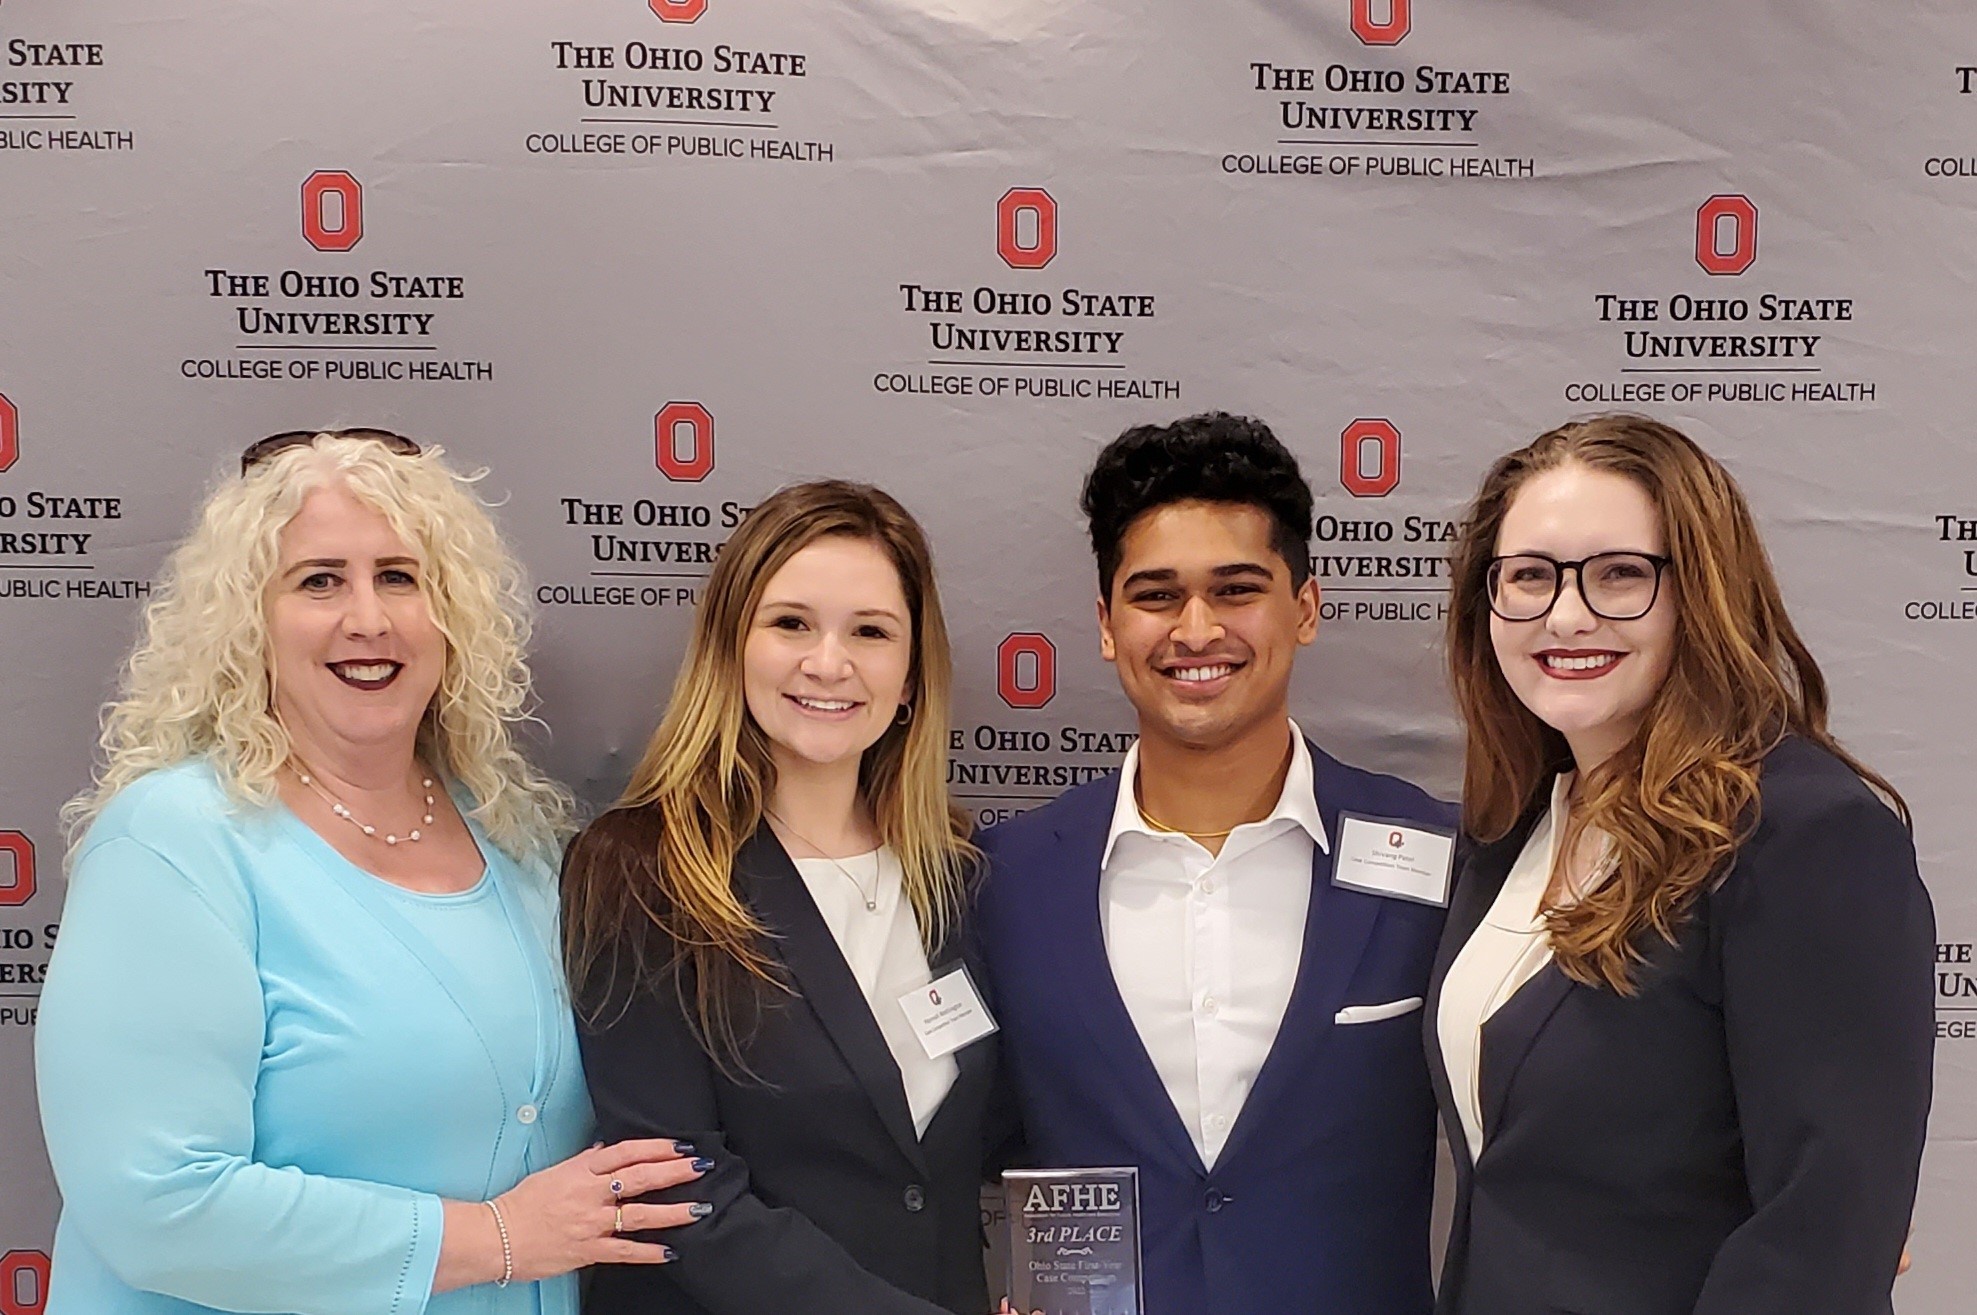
left=2, top=1, right=1971, bottom=1309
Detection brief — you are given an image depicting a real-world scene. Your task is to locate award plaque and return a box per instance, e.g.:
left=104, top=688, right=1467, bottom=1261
left=1002, top=1167, right=1143, bottom=1315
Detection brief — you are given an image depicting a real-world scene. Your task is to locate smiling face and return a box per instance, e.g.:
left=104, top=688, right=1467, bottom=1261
left=1099, top=499, right=1317, bottom=755
left=1488, top=462, right=1677, bottom=770
left=265, top=482, right=446, bottom=762
left=742, top=535, right=914, bottom=780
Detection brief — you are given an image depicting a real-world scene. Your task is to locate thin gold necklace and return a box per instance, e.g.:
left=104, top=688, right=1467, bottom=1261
left=767, top=809, right=883, bottom=912
left=1135, top=739, right=1292, bottom=842
left=1134, top=797, right=1238, bottom=841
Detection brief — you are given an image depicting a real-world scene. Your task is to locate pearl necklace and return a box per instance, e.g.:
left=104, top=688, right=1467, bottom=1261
left=292, top=761, right=436, bottom=846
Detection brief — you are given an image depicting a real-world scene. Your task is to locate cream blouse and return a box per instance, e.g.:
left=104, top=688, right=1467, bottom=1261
left=1436, top=774, right=1609, bottom=1162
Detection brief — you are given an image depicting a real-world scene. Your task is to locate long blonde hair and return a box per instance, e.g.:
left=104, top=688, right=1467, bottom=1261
left=63, top=435, right=571, bottom=864
left=1446, top=414, right=1905, bottom=993
left=563, top=480, right=975, bottom=1064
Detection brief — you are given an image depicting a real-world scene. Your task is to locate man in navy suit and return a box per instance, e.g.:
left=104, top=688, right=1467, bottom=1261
left=975, top=413, right=1456, bottom=1315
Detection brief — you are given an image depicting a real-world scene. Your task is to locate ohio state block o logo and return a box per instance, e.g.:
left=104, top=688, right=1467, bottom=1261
left=0, top=833, right=33, bottom=908
left=302, top=171, right=364, bottom=252
left=0, top=392, right=17, bottom=474
left=0, top=1248, right=50, bottom=1315
left=650, top=0, right=707, bottom=20
left=1340, top=419, right=1402, bottom=497
left=1351, top=0, right=1411, bottom=45
left=1695, top=195, right=1757, bottom=276
left=997, top=633, right=1056, bottom=709
left=654, top=403, right=715, bottom=481
left=996, top=189, right=1057, bottom=270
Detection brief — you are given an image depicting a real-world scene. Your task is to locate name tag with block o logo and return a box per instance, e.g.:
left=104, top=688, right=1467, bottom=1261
left=1332, top=813, right=1456, bottom=907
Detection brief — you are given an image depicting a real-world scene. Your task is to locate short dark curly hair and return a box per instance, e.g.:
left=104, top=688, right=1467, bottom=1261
left=1080, top=411, right=1314, bottom=596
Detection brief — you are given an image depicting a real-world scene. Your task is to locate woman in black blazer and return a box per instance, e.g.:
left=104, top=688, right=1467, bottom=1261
left=562, top=481, right=998, bottom=1315
left=1430, top=414, right=1933, bottom=1315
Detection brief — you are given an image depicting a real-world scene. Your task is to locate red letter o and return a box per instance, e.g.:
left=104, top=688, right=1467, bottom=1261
left=0, top=1249, right=50, bottom=1315
left=0, top=393, right=17, bottom=473
left=1340, top=419, right=1401, bottom=497
left=655, top=403, right=715, bottom=482
left=1695, top=195, right=1757, bottom=276
left=996, top=189, right=1058, bottom=270
left=301, top=171, right=363, bottom=253
left=0, top=833, right=34, bottom=908
left=650, top=0, right=708, bottom=20
left=997, top=633, right=1057, bottom=710
left=1351, top=0, right=1411, bottom=46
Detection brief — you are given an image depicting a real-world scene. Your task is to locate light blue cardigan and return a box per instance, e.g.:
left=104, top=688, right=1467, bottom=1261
left=34, top=760, right=590, bottom=1315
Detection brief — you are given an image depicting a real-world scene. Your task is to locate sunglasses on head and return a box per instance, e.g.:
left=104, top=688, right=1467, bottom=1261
left=239, top=427, right=421, bottom=476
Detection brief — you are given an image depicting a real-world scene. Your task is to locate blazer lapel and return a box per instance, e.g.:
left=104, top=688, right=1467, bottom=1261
left=923, top=934, right=993, bottom=1135
left=1478, top=962, right=1575, bottom=1142
left=1044, top=779, right=1208, bottom=1176
left=738, top=827, right=929, bottom=1175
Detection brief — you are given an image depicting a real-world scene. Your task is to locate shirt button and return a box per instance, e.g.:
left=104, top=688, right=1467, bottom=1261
left=1201, top=996, right=1220, bottom=1017
left=1204, top=1188, right=1226, bottom=1212
left=516, top=1104, right=538, bottom=1125
left=1197, top=878, right=1216, bottom=895
left=1206, top=1112, right=1227, bottom=1130
left=903, top=1184, right=926, bottom=1212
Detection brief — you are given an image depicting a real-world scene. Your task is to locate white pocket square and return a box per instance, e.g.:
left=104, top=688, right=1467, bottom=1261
left=1334, top=997, right=1424, bottom=1025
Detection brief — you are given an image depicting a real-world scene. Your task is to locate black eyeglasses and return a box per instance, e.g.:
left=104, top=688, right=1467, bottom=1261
left=240, top=427, right=421, bottom=476
left=1485, top=552, right=1672, bottom=622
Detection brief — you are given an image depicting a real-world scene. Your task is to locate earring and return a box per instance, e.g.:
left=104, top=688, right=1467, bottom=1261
left=895, top=702, right=914, bottom=726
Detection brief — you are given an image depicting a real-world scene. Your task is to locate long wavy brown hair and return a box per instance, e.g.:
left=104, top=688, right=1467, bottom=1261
left=1447, top=414, right=1905, bottom=993
left=562, top=480, right=975, bottom=1065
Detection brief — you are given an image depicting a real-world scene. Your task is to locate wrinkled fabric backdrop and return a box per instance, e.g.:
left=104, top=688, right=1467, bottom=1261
left=1, top=1, right=1972, bottom=1309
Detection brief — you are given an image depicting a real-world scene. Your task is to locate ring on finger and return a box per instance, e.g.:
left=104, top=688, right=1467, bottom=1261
left=613, top=1204, right=625, bottom=1235
left=609, top=1178, right=624, bottom=1199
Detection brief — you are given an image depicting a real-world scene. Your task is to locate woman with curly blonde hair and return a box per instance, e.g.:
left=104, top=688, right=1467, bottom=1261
left=1429, top=414, right=1933, bottom=1315
left=36, top=430, right=703, bottom=1315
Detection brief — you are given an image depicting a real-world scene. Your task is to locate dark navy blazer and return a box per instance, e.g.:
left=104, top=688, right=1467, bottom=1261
left=1425, top=737, right=1934, bottom=1315
left=975, top=740, right=1456, bottom=1315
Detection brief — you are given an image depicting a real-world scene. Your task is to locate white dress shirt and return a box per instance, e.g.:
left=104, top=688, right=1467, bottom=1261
left=1436, top=773, right=1608, bottom=1162
left=1099, top=721, right=1328, bottom=1168
left=793, top=847, right=958, bottom=1137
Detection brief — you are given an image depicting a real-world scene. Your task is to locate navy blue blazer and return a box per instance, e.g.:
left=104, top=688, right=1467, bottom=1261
left=974, top=740, right=1456, bottom=1315
left=1426, top=736, right=1934, bottom=1315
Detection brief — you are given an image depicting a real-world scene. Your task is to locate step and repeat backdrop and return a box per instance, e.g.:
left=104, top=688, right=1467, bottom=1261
left=2, top=0, right=1974, bottom=1308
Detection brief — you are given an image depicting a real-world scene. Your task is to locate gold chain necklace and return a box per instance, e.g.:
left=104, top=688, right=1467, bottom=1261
left=1134, top=797, right=1238, bottom=841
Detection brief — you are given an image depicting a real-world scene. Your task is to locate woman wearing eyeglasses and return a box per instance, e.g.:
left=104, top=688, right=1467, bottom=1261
left=35, top=431, right=704, bottom=1315
left=1429, top=414, right=1933, bottom=1315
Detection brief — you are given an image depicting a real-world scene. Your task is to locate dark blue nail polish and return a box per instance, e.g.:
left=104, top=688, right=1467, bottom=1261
left=691, top=1157, right=715, bottom=1173
left=688, top=1201, right=714, bottom=1219
left=673, top=1140, right=697, bottom=1155
left=661, top=1246, right=678, bottom=1262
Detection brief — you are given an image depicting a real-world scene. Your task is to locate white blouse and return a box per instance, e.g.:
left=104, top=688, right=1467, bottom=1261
left=792, top=846, right=958, bottom=1136
left=1436, top=774, right=1608, bottom=1162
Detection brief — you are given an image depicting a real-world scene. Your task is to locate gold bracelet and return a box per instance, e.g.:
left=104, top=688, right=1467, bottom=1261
left=485, top=1198, right=513, bottom=1288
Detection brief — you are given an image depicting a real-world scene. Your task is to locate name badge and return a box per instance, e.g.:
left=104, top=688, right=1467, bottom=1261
left=897, top=965, right=999, bottom=1060
left=1332, top=813, right=1456, bottom=908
